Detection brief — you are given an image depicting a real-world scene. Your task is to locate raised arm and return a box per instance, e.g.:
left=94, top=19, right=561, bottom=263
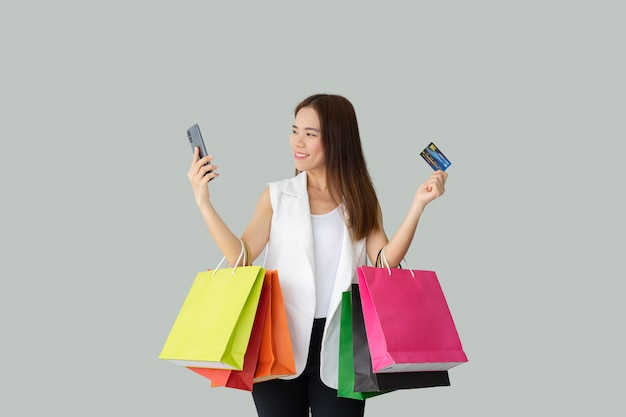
left=366, top=170, right=448, bottom=267
left=187, top=146, right=272, bottom=266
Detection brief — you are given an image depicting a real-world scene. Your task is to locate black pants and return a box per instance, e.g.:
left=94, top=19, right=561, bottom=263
left=252, top=318, right=365, bottom=417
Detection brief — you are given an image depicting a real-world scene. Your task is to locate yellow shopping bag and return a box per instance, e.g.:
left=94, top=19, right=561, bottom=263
left=159, top=258, right=266, bottom=370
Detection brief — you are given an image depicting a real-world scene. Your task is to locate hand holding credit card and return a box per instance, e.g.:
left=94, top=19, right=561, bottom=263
left=420, top=142, right=451, bottom=171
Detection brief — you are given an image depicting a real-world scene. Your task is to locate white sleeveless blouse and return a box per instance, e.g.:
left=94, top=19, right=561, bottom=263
left=311, top=207, right=344, bottom=318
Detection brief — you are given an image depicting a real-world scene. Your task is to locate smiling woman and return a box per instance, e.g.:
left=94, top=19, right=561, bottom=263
left=290, top=107, right=325, bottom=174
left=186, top=93, right=448, bottom=417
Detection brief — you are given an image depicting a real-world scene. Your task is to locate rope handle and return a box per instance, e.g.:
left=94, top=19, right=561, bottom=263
left=212, top=238, right=249, bottom=276
left=375, top=246, right=415, bottom=278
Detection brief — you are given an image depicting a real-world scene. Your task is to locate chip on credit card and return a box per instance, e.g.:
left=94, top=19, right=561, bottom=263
left=420, top=142, right=451, bottom=171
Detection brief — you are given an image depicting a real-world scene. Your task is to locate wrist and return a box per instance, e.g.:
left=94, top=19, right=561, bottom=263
left=197, top=198, right=213, bottom=211
left=411, top=199, right=427, bottom=214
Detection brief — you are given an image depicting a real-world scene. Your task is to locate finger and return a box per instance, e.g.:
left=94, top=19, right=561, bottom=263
left=199, top=155, right=214, bottom=166
left=189, top=155, right=214, bottom=178
left=200, top=169, right=219, bottom=183
left=429, top=177, right=443, bottom=190
left=188, top=147, right=201, bottom=178
left=194, top=163, right=218, bottom=182
left=428, top=172, right=446, bottom=188
left=200, top=163, right=217, bottom=176
left=431, top=170, right=446, bottom=180
left=426, top=178, right=444, bottom=194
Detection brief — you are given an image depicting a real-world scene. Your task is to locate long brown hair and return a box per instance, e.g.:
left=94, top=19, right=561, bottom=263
left=295, top=94, right=381, bottom=241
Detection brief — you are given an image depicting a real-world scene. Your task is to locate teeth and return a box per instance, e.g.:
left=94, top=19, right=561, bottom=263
left=295, top=153, right=307, bottom=157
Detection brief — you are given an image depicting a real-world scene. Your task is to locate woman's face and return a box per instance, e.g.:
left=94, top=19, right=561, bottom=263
left=290, top=107, right=325, bottom=173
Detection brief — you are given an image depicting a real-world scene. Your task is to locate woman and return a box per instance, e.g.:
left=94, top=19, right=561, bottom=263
left=187, top=94, right=448, bottom=417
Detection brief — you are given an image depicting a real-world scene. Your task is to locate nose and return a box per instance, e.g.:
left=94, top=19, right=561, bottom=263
left=291, top=132, right=304, bottom=147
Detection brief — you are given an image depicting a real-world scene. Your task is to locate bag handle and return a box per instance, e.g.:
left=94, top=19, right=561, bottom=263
left=375, top=246, right=415, bottom=277
left=212, top=239, right=249, bottom=276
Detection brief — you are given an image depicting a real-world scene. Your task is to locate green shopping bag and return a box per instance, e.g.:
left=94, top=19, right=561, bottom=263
left=337, top=291, right=385, bottom=400
left=159, top=264, right=266, bottom=370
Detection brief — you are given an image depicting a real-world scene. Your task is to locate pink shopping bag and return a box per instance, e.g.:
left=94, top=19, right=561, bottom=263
left=357, top=265, right=468, bottom=373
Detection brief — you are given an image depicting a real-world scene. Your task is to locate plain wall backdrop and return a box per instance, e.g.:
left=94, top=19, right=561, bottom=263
left=1, top=0, right=624, bottom=415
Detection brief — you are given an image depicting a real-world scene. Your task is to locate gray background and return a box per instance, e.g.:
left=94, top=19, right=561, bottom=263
left=1, top=0, right=624, bottom=415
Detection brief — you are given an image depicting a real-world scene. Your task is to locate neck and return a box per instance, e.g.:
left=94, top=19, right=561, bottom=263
left=305, top=169, right=328, bottom=192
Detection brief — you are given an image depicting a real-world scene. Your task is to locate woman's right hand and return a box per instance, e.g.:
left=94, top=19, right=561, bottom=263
left=187, top=146, right=219, bottom=207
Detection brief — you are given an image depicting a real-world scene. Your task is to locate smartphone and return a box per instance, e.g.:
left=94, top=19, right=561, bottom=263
left=187, top=124, right=208, bottom=158
left=186, top=124, right=213, bottom=174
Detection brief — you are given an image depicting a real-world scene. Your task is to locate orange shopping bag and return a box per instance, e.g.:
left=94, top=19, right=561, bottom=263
left=254, top=269, right=296, bottom=382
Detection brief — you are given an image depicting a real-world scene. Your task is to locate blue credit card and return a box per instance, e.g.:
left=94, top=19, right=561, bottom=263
left=420, top=142, right=451, bottom=171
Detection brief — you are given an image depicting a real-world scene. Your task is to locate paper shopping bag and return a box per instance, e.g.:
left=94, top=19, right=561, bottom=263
left=159, top=265, right=266, bottom=370
left=357, top=265, right=468, bottom=373
left=188, top=283, right=270, bottom=391
left=337, top=291, right=384, bottom=400
left=351, top=284, right=450, bottom=392
left=254, top=270, right=296, bottom=383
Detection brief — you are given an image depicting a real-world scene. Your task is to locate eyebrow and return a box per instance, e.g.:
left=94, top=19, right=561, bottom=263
left=292, top=125, right=321, bottom=132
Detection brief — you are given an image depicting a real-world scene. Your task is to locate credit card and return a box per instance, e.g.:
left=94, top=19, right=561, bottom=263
left=420, top=142, right=451, bottom=171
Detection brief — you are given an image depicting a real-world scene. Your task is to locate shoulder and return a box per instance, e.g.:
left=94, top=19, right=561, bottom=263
left=267, top=171, right=307, bottom=196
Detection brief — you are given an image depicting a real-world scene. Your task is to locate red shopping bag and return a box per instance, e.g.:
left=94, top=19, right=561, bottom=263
left=357, top=261, right=468, bottom=373
left=188, top=283, right=270, bottom=391
left=254, top=270, right=296, bottom=382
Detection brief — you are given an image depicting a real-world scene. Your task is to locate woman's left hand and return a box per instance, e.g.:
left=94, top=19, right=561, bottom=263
left=414, top=170, right=448, bottom=206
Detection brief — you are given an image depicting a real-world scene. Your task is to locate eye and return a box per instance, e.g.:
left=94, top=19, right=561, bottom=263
left=306, top=132, right=317, bottom=137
